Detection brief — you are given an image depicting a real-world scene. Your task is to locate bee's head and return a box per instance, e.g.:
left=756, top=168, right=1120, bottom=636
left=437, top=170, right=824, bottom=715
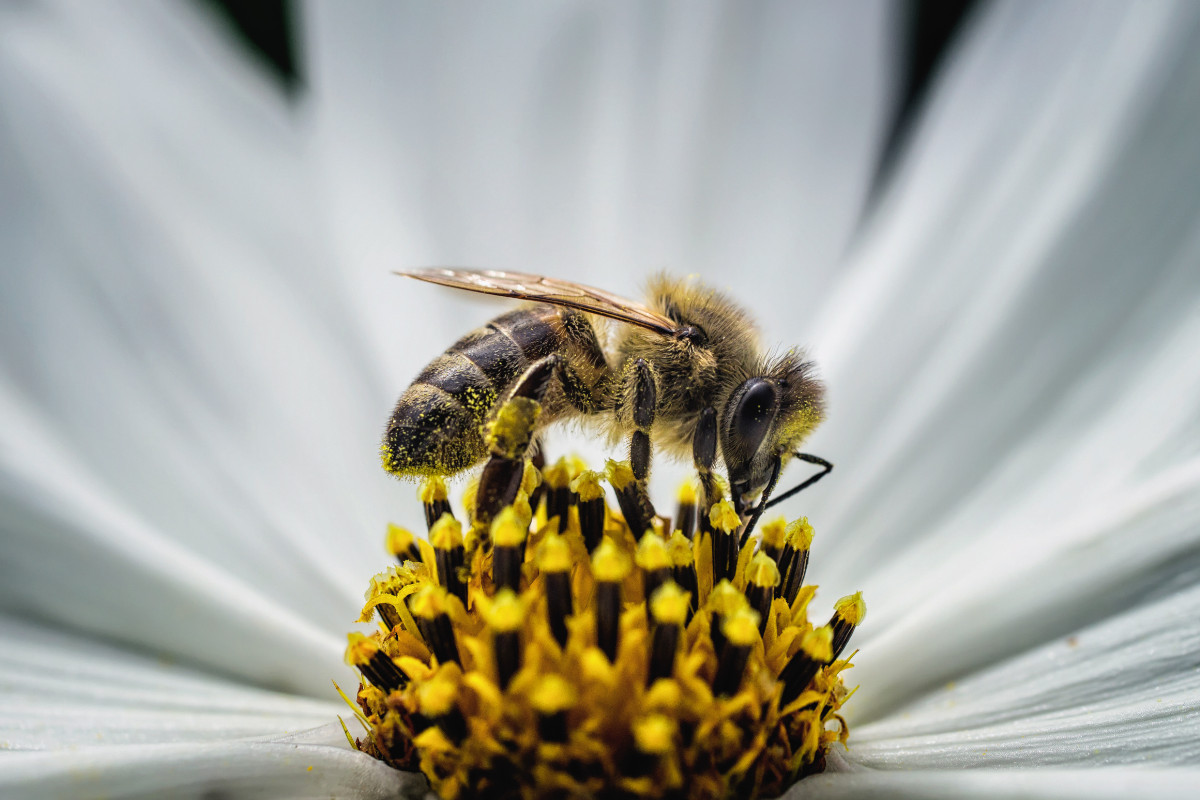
left=720, top=354, right=825, bottom=512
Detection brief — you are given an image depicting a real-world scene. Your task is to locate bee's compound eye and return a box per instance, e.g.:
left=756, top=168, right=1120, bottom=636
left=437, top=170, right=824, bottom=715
left=732, top=378, right=778, bottom=457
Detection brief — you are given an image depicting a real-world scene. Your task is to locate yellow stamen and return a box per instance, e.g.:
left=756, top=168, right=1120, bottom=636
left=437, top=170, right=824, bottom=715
left=649, top=582, right=691, bottom=626
left=430, top=513, right=463, bottom=550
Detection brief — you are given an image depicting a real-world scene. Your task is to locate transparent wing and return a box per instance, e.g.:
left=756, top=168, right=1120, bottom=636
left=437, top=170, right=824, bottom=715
left=398, top=268, right=678, bottom=335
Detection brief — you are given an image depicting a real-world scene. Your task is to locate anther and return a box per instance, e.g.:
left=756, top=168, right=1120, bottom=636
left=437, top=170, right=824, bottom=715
left=543, top=457, right=572, bottom=532
left=712, top=608, right=760, bottom=697
left=630, top=714, right=676, bottom=778
left=780, top=517, right=814, bottom=605
left=745, top=551, right=781, bottom=634
left=709, top=500, right=741, bottom=585
left=592, top=539, right=631, bottom=662
left=828, top=591, right=866, bottom=662
left=536, top=533, right=574, bottom=648
left=707, top=580, right=748, bottom=659
left=430, top=513, right=468, bottom=607
left=667, top=531, right=698, bottom=621
left=571, top=469, right=607, bottom=552
left=530, top=674, right=577, bottom=744
left=778, top=626, right=833, bottom=707
left=674, top=479, right=698, bottom=540
left=346, top=632, right=407, bottom=692
left=491, top=506, right=528, bottom=592
left=417, top=668, right=467, bottom=743
left=758, top=517, right=786, bottom=566
left=485, top=588, right=525, bottom=690
left=411, top=585, right=461, bottom=666
left=635, top=533, right=673, bottom=618
left=647, top=582, right=690, bottom=686
left=385, top=523, right=423, bottom=566
left=607, top=459, right=654, bottom=541
left=419, top=476, right=454, bottom=532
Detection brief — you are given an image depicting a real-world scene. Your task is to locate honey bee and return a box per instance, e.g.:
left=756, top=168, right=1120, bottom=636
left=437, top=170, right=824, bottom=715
left=383, top=268, right=831, bottom=525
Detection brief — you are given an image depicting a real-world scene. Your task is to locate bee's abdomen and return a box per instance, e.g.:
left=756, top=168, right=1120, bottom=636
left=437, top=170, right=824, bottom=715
left=382, top=308, right=567, bottom=477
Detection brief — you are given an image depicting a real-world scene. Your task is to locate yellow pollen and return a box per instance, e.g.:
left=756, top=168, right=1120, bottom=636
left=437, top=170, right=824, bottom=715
left=676, top=479, right=697, bottom=505
left=801, top=626, right=834, bottom=662
left=385, top=524, right=417, bottom=558
left=491, top=506, right=528, bottom=548
left=649, top=582, right=691, bottom=626
left=722, top=608, right=761, bottom=647
left=667, top=531, right=693, bottom=567
left=417, top=669, right=459, bottom=717
left=485, top=588, right=525, bottom=633
left=509, top=492, right=533, bottom=528
left=709, top=500, right=740, bottom=533
left=520, top=460, right=542, bottom=496
left=635, top=532, right=672, bottom=572
left=345, top=632, right=380, bottom=666
left=530, top=674, right=577, bottom=714
left=632, top=714, right=676, bottom=755
left=486, top=397, right=541, bottom=458
left=747, top=551, right=782, bottom=588
left=429, top=513, right=464, bottom=550
left=643, top=678, right=682, bottom=712
left=605, top=459, right=636, bottom=491
left=834, top=591, right=867, bottom=626
left=591, top=538, right=632, bottom=582
left=462, top=477, right=478, bottom=520
left=543, top=457, right=570, bottom=489
left=759, top=517, right=787, bottom=550
left=410, top=585, right=449, bottom=619
left=535, top=533, right=572, bottom=573
left=786, top=517, right=814, bottom=551
left=418, top=476, right=449, bottom=504
left=570, top=469, right=606, bottom=502
left=707, top=580, right=748, bottom=616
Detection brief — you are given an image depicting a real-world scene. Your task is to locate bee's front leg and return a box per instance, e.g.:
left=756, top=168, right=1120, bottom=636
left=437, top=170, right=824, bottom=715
left=691, top=406, right=720, bottom=537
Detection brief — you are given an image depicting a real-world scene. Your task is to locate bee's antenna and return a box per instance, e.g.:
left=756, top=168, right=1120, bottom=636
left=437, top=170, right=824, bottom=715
left=762, top=453, right=833, bottom=510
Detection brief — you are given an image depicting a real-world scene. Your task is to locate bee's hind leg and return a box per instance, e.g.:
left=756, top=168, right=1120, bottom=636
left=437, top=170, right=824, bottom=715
left=476, top=354, right=601, bottom=523
left=610, top=358, right=659, bottom=538
left=476, top=356, right=560, bottom=523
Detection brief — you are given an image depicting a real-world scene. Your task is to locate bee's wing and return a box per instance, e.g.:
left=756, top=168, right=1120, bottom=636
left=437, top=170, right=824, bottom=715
left=398, top=268, right=678, bottom=336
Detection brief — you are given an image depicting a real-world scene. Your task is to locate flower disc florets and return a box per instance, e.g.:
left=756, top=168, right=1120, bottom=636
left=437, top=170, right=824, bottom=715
left=344, top=459, right=863, bottom=799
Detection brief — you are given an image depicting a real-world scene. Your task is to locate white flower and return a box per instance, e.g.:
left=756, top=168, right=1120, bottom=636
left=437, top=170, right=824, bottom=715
left=1, top=1, right=1199, bottom=798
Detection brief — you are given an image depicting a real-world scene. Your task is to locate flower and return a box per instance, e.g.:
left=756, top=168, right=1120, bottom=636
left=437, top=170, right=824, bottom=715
left=347, top=465, right=862, bottom=799
left=3, top=2, right=1200, bottom=799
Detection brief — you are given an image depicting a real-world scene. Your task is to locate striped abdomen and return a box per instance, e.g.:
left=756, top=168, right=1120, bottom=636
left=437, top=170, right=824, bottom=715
left=382, top=305, right=607, bottom=478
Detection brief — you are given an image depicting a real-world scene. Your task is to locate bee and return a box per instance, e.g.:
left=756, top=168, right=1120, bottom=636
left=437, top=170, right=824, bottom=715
left=383, top=268, right=831, bottom=526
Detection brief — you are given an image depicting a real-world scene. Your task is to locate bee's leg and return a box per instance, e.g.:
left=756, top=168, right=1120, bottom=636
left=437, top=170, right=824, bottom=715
left=611, top=358, right=658, bottom=537
left=692, top=405, right=740, bottom=580
left=629, top=358, right=656, bottom=482
left=692, top=406, right=719, bottom=538
left=476, top=356, right=560, bottom=523
left=738, top=455, right=782, bottom=549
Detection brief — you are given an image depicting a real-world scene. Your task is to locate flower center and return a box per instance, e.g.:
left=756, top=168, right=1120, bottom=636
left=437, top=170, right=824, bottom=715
left=343, top=458, right=863, bottom=800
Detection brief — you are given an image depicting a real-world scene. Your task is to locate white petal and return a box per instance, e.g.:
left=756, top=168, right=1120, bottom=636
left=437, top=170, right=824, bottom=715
left=793, top=761, right=1200, bottom=800
left=0, top=0, right=404, bottom=692
left=788, top=0, right=1200, bottom=710
left=0, top=616, right=343, bottom=750
left=844, top=580, right=1200, bottom=767
left=305, top=0, right=896, bottom=486
left=0, top=735, right=421, bottom=800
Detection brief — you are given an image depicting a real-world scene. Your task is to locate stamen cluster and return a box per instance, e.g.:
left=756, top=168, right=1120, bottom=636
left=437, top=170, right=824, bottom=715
left=343, top=458, right=863, bottom=800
